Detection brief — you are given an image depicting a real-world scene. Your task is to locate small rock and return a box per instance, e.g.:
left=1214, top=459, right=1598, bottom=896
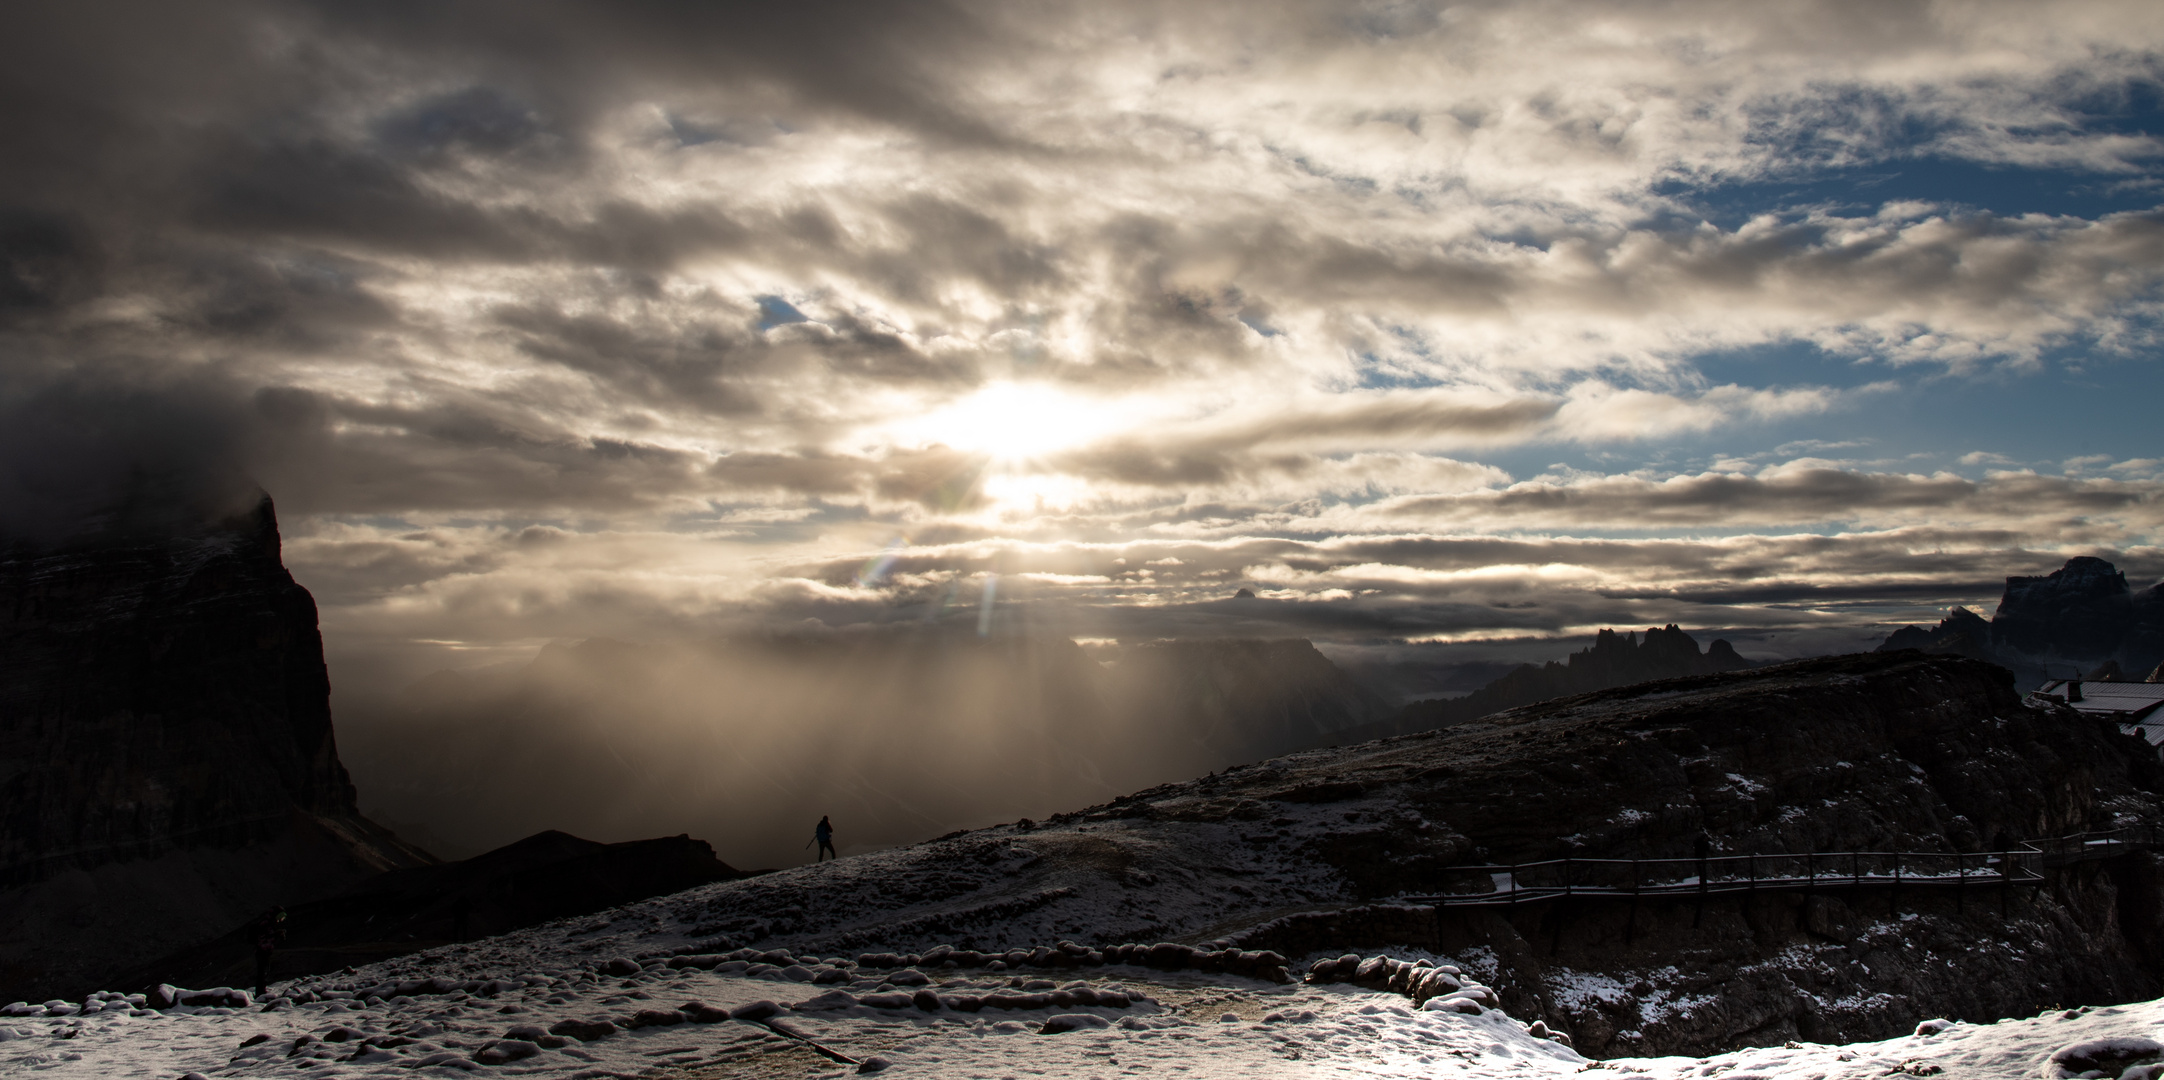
left=471, top=1039, right=540, bottom=1065
left=629, top=1008, right=686, bottom=1029
left=1041, top=1013, right=1112, bottom=1034
left=731, top=1000, right=783, bottom=1022
left=680, top=1001, right=733, bottom=1023
left=547, top=1018, right=618, bottom=1041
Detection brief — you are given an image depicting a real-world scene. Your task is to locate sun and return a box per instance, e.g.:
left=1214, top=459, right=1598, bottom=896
left=899, top=381, right=1121, bottom=461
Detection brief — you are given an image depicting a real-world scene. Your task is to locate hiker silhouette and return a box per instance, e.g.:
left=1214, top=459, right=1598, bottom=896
left=814, top=816, right=837, bottom=862
left=251, top=906, right=288, bottom=998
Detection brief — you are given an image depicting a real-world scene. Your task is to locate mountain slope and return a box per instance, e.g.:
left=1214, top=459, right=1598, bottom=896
left=319, top=651, right=2164, bottom=1059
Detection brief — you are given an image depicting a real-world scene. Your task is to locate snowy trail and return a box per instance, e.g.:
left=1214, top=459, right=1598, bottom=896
left=5, top=963, right=1583, bottom=1079
left=13, top=952, right=2164, bottom=1079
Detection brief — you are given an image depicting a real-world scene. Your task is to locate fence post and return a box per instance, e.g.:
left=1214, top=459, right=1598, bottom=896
left=1890, top=851, right=1901, bottom=916
left=1510, top=865, right=1518, bottom=905
left=1692, top=854, right=1707, bottom=930
left=1798, top=851, right=1815, bottom=931
left=2001, top=848, right=2011, bottom=917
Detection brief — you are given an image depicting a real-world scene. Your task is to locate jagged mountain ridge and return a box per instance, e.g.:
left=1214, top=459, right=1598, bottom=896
left=0, top=496, right=430, bottom=1003
left=338, top=633, right=1388, bottom=869
left=1878, top=556, right=2164, bottom=683
left=1388, top=623, right=1753, bottom=735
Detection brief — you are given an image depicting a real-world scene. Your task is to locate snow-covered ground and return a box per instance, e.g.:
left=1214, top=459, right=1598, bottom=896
left=15, top=742, right=2164, bottom=1079
left=12, top=944, right=2164, bottom=1078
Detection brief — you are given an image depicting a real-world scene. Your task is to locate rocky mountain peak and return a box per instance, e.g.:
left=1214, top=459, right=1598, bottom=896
left=1878, top=557, right=2164, bottom=684
left=1996, top=556, right=2136, bottom=658
left=1392, top=624, right=1755, bottom=734
left=0, top=493, right=428, bottom=1001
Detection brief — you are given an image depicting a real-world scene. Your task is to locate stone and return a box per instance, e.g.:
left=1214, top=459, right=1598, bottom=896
left=546, top=1018, right=617, bottom=1041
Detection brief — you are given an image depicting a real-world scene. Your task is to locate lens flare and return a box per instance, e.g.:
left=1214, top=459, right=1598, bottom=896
left=977, top=572, right=999, bottom=636
left=856, top=535, right=906, bottom=587
left=899, top=382, right=1121, bottom=460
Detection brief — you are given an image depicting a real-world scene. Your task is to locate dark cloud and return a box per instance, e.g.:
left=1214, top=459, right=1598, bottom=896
left=301, top=0, right=1019, bottom=148
left=1373, top=468, right=2157, bottom=529
left=373, top=86, right=556, bottom=161
left=0, top=372, right=263, bottom=545
left=495, top=303, right=763, bottom=415
left=0, top=209, right=102, bottom=317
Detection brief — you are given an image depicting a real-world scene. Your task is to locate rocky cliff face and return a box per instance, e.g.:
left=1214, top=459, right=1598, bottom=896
left=1998, top=556, right=2140, bottom=661
left=0, top=496, right=427, bottom=1001
left=1879, top=557, right=2164, bottom=684
left=1218, top=651, right=2164, bottom=1056
left=1391, top=624, right=1753, bottom=734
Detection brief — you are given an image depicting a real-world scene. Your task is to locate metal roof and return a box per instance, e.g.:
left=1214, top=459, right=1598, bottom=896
left=2033, top=679, right=2164, bottom=722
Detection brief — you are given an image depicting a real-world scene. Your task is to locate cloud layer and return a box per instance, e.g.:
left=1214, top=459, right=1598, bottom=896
left=3, top=0, right=2161, bottom=687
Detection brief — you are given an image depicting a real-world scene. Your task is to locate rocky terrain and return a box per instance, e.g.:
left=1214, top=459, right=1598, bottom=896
left=340, top=649, right=2158, bottom=1060
left=5, top=649, right=2163, bottom=1077
left=0, top=496, right=430, bottom=1003
left=1882, top=556, right=2164, bottom=684
left=1389, top=624, right=1753, bottom=735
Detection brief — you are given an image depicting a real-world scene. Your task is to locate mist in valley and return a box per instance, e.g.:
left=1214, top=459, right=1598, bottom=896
left=336, top=631, right=1386, bottom=871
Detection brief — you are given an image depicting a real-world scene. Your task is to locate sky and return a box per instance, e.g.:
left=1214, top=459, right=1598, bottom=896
left=4, top=0, right=2162, bottom=690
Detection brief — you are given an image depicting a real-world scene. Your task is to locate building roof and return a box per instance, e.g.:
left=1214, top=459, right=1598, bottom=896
left=2033, top=679, right=2164, bottom=721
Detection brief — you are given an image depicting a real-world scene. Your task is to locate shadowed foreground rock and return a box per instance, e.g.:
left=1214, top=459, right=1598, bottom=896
left=123, top=830, right=751, bottom=993
left=0, top=495, right=429, bottom=1002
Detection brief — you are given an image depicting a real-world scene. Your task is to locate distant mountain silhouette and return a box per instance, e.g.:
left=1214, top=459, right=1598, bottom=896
left=1878, top=605, right=1997, bottom=662
left=1877, top=557, right=2164, bottom=684
left=1383, top=624, right=1754, bottom=735
left=122, top=830, right=746, bottom=993
left=339, top=633, right=1387, bottom=870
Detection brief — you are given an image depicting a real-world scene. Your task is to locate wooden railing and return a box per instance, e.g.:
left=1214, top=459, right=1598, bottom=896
left=1399, top=826, right=2161, bottom=908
